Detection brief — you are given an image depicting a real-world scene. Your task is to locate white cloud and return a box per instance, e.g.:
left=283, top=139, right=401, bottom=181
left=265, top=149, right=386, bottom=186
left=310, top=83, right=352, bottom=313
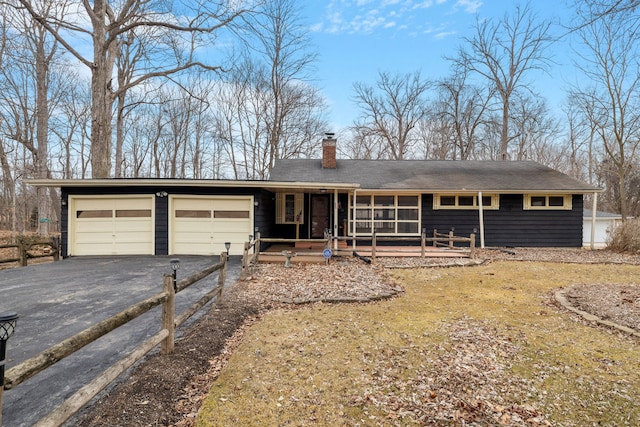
left=320, top=0, right=446, bottom=35
left=455, top=0, right=482, bottom=14
left=434, top=30, right=457, bottom=39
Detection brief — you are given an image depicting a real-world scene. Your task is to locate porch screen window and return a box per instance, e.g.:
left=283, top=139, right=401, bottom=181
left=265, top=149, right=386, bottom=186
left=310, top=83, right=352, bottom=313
left=351, top=195, right=420, bottom=235
left=276, top=193, right=304, bottom=224
left=524, top=194, right=572, bottom=210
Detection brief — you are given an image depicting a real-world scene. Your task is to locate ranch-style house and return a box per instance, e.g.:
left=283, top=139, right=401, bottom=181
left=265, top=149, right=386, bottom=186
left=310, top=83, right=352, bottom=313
left=28, top=136, right=601, bottom=257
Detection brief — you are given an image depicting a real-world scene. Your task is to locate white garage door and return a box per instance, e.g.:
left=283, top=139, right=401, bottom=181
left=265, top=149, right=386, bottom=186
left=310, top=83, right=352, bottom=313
left=171, top=196, right=253, bottom=256
left=70, top=197, right=154, bottom=256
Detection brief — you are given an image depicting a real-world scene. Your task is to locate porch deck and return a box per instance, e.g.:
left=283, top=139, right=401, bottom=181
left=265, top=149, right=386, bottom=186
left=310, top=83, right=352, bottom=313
left=257, top=243, right=470, bottom=264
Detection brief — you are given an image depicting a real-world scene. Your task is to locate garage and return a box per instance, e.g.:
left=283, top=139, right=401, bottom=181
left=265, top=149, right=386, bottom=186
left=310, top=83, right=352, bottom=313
left=69, top=196, right=154, bottom=256
left=171, top=196, right=253, bottom=256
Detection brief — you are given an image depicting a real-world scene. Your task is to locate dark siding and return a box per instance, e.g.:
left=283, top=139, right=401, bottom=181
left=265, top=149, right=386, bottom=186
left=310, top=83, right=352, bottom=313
left=61, top=190, right=69, bottom=257
left=422, top=194, right=583, bottom=247
left=255, top=190, right=275, bottom=239
left=155, top=196, right=169, bottom=255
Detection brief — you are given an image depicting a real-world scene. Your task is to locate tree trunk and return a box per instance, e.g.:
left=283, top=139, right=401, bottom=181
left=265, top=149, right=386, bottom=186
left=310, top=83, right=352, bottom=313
left=501, top=101, right=509, bottom=160
left=89, top=0, right=116, bottom=178
left=35, top=30, right=50, bottom=236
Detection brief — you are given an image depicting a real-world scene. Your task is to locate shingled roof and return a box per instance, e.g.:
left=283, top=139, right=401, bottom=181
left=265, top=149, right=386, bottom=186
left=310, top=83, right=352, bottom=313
left=270, top=159, right=599, bottom=193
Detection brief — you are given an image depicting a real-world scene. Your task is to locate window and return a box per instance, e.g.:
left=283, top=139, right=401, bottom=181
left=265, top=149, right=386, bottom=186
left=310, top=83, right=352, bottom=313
left=433, top=194, right=499, bottom=210
left=214, top=210, right=250, bottom=219
left=116, top=209, right=152, bottom=218
left=350, top=194, right=420, bottom=235
left=276, top=193, right=304, bottom=224
left=77, top=210, right=112, bottom=219
left=175, top=210, right=211, bottom=218
left=524, top=194, right=572, bottom=210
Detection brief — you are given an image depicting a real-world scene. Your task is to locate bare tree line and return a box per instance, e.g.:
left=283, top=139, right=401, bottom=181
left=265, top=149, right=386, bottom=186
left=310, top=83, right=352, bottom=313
left=0, top=0, right=638, bottom=236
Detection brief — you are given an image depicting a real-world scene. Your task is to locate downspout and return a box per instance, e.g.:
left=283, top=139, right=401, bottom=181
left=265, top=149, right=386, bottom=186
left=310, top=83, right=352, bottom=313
left=334, top=188, right=339, bottom=250
left=352, top=189, right=357, bottom=251
left=590, top=192, right=598, bottom=250
left=478, top=191, right=486, bottom=249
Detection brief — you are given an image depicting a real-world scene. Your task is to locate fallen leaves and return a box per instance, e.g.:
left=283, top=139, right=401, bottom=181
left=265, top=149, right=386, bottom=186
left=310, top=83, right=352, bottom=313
left=349, top=318, right=551, bottom=426
left=241, top=258, right=403, bottom=304
left=564, top=283, right=640, bottom=331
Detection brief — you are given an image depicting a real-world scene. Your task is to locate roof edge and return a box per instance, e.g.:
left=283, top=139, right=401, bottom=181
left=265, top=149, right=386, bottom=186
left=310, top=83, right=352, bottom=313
left=25, top=178, right=360, bottom=190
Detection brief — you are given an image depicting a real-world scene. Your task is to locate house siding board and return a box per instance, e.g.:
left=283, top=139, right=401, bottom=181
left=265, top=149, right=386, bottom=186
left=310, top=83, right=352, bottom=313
left=255, top=190, right=275, bottom=251
left=61, top=191, right=69, bottom=258
left=421, top=194, right=583, bottom=247
left=155, top=196, right=169, bottom=255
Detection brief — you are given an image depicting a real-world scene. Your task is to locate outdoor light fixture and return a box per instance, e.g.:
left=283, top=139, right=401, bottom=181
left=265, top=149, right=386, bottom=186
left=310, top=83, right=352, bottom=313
left=1, top=312, right=18, bottom=426
left=225, top=242, right=231, bottom=256
left=170, top=259, right=180, bottom=292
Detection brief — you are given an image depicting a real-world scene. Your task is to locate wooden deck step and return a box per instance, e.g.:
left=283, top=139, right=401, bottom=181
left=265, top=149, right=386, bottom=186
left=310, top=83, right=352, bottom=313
left=258, top=253, right=326, bottom=264
left=294, top=240, right=348, bottom=249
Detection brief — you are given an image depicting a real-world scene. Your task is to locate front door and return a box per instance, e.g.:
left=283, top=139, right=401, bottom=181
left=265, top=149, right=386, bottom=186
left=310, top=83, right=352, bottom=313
left=311, top=195, right=330, bottom=238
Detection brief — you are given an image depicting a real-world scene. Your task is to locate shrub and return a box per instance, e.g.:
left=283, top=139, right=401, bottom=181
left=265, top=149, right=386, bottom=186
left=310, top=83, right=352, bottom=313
left=607, top=218, right=640, bottom=254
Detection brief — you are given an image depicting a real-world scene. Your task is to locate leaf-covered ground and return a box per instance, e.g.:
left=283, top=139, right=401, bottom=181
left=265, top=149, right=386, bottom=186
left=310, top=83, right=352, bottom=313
left=74, top=250, right=640, bottom=426
left=196, top=260, right=640, bottom=426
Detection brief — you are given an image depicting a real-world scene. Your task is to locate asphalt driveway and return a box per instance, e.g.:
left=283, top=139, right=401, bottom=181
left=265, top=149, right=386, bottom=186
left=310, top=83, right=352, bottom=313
left=0, top=255, right=240, bottom=427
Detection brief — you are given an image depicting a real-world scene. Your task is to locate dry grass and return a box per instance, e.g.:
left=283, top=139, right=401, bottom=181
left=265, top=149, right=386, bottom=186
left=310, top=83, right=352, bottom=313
left=196, top=262, right=640, bottom=426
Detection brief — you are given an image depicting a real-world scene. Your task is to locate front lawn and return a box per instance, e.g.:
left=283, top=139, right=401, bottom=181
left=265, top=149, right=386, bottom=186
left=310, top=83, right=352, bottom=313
left=196, top=262, right=640, bottom=426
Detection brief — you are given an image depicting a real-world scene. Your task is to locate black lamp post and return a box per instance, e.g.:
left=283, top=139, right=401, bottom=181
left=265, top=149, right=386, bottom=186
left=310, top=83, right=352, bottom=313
left=170, top=259, right=180, bottom=292
left=224, top=242, right=231, bottom=256
left=0, top=312, right=18, bottom=427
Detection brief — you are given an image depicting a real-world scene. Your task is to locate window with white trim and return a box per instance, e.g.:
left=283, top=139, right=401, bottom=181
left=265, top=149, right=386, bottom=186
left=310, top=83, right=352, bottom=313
left=433, top=194, right=499, bottom=210
left=350, top=194, right=420, bottom=235
left=275, top=193, right=304, bottom=224
left=524, top=194, right=572, bottom=210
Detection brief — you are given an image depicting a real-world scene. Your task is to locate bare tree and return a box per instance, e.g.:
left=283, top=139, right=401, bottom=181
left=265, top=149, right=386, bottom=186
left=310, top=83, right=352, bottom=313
left=212, top=0, right=326, bottom=179
left=433, top=69, right=493, bottom=160
left=249, top=0, right=325, bottom=171
left=14, top=0, right=254, bottom=178
left=0, top=0, right=69, bottom=234
left=571, top=6, right=640, bottom=219
left=452, top=3, right=552, bottom=160
left=509, top=94, right=560, bottom=162
left=351, top=71, right=431, bottom=160
left=50, top=74, right=92, bottom=179
left=564, top=94, right=596, bottom=182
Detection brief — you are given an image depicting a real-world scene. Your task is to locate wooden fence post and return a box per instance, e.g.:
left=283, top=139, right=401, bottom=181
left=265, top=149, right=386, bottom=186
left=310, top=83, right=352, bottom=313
left=421, top=229, right=426, bottom=257
left=52, top=236, right=60, bottom=261
left=433, top=229, right=437, bottom=247
left=217, top=252, right=227, bottom=304
left=255, top=232, right=261, bottom=263
left=324, top=230, right=331, bottom=251
left=18, top=238, right=28, bottom=267
left=241, top=241, right=249, bottom=280
left=371, top=231, right=376, bottom=263
left=469, top=233, right=476, bottom=259
left=448, top=230, right=454, bottom=249
left=161, top=275, right=175, bottom=355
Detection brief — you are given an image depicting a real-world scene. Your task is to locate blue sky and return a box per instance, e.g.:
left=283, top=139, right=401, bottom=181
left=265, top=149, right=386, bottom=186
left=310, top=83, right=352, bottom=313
left=300, top=0, right=577, bottom=131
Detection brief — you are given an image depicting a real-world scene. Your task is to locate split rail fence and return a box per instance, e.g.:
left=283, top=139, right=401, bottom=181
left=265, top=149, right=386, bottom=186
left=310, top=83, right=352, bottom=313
left=0, top=236, right=60, bottom=267
left=1, top=252, right=227, bottom=427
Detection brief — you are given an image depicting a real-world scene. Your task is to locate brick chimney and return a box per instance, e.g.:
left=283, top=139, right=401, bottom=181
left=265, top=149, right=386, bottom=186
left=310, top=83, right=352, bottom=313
left=322, top=133, right=336, bottom=169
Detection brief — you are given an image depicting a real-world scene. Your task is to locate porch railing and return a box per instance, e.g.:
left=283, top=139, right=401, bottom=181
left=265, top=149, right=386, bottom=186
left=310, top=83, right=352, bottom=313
left=333, top=229, right=476, bottom=261
left=242, top=229, right=476, bottom=268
